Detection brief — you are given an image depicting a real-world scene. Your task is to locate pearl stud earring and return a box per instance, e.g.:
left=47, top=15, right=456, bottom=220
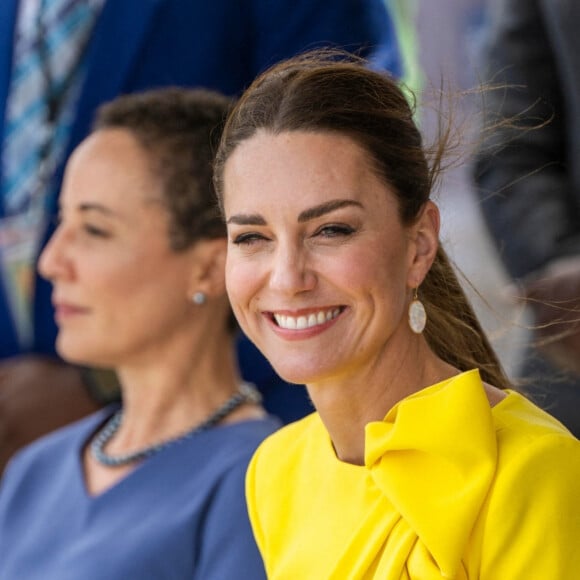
left=192, top=292, right=207, bottom=305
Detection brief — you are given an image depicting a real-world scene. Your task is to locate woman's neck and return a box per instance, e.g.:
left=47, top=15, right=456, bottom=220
left=307, top=342, right=458, bottom=465
left=111, top=336, right=246, bottom=451
left=82, top=336, right=263, bottom=497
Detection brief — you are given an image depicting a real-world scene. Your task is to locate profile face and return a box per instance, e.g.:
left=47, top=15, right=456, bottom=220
left=223, top=130, right=427, bottom=385
left=38, top=129, right=199, bottom=367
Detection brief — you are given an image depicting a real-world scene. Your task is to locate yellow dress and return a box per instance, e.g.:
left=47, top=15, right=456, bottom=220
left=246, top=369, right=580, bottom=579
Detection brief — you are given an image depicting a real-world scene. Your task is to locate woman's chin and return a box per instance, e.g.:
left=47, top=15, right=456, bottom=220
left=56, top=337, right=110, bottom=369
left=270, top=360, right=330, bottom=387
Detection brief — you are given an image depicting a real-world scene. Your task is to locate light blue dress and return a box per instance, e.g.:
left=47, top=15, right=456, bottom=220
left=0, top=407, right=280, bottom=579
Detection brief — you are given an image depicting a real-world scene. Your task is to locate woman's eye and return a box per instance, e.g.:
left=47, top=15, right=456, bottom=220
left=315, top=224, right=355, bottom=238
left=232, top=232, right=268, bottom=245
left=83, top=224, right=111, bottom=238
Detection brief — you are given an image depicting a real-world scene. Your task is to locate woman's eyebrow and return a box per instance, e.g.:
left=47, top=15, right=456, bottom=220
left=57, top=202, right=119, bottom=219
left=77, top=202, right=116, bottom=216
left=298, top=199, right=362, bottom=222
left=227, top=199, right=363, bottom=226
left=227, top=213, right=266, bottom=225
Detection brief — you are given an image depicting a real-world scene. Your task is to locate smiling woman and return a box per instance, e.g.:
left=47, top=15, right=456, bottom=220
left=223, top=130, right=419, bottom=388
left=213, top=51, right=580, bottom=579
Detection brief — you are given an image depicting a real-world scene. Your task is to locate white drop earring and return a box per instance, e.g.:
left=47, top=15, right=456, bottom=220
left=192, top=291, right=207, bottom=305
left=408, top=288, right=426, bottom=334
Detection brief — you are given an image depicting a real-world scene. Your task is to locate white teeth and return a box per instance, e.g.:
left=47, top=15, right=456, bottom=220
left=273, top=308, right=341, bottom=330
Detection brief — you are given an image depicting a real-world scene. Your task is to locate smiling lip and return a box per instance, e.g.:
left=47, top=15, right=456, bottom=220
left=266, top=307, right=344, bottom=337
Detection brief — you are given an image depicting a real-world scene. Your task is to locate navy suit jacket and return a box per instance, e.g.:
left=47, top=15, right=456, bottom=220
left=0, top=0, right=400, bottom=421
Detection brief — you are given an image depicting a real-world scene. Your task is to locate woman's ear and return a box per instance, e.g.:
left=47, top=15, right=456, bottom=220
left=187, top=238, right=228, bottom=300
left=407, top=200, right=440, bottom=288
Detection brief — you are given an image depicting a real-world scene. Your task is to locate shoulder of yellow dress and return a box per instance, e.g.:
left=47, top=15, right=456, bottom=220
left=493, top=388, right=580, bottom=440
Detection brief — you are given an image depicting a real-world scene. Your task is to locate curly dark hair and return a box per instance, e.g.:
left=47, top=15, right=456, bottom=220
left=95, top=87, right=232, bottom=251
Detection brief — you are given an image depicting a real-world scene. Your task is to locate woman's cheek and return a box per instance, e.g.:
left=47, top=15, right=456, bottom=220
left=226, top=260, right=256, bottom=307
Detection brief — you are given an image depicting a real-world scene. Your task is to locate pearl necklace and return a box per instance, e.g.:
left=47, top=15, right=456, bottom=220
left=90, top=382, right=261, bottom=467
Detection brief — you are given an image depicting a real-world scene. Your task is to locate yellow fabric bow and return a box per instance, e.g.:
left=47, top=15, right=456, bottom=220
left=364, top=370, right=497, bottom=578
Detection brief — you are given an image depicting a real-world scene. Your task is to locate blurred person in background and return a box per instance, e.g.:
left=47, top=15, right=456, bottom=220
left=473, top=0, right=580, bottom=437
left=0, top=0, right=401, bottom=472
left=0, top=87, right=279, bottom=579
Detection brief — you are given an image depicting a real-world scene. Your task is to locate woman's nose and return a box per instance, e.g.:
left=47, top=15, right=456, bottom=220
left=268, top=245, right=316, bottom=295
left=38, top=226, right=71, bottom=282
